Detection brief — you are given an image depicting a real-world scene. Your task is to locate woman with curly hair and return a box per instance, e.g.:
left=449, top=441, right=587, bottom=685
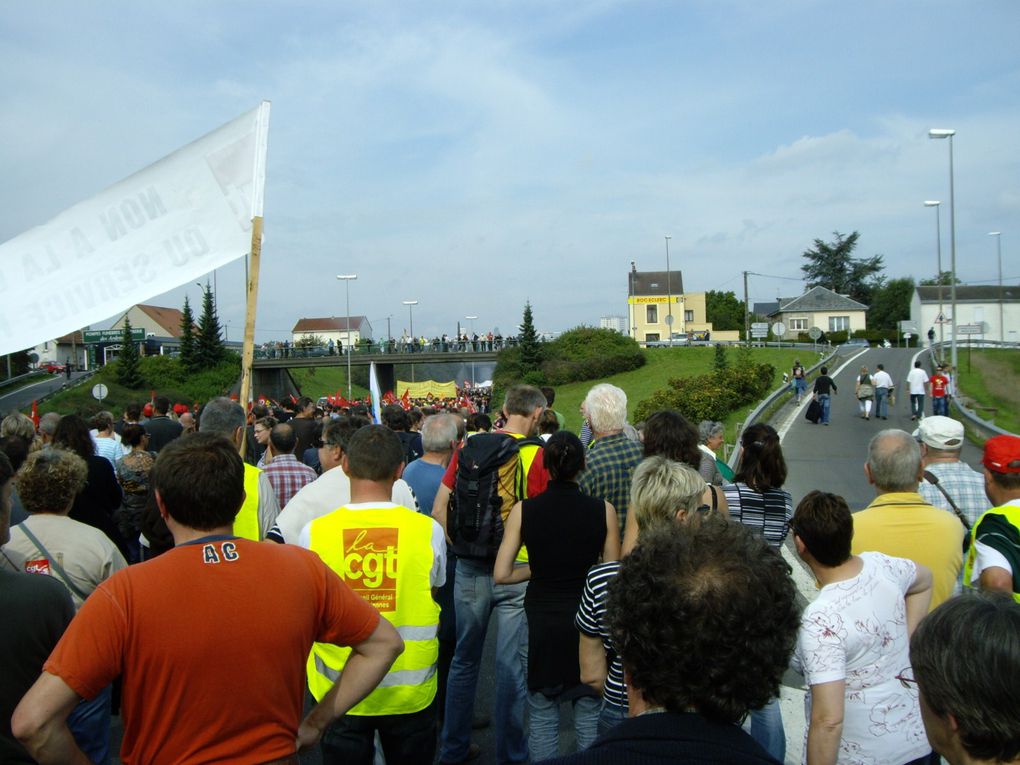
left=52, top=414, right=126, bottom=558
left=494, top=431, right=620, bottom=759
left=723, top=421, right=794, bottom=761
left=114, top=424, right=156, bottom=564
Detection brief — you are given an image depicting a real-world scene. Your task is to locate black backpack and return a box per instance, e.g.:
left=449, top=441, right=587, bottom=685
left=449, top=432, right=543, bottom=560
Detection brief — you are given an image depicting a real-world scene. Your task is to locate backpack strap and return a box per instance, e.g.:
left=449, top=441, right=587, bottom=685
left=17, top=522, right=90, bottom=602
left=922, top=470, right=971, bottom=531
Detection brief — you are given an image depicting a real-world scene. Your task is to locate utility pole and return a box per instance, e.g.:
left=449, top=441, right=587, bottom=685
left=743, top=270, right=750, bottom=347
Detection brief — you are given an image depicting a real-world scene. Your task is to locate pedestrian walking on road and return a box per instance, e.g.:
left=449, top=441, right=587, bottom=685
left=811, top=366, right=838, bottom=425
left=855, top=365, right=875, bottom=420
left=907, top=361, right=930, bottom=421
left=872, top=363, right=894, bottom=420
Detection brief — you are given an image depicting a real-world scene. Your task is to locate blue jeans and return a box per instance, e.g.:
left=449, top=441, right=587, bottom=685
left=749, top=697, right=785, bottom=763
left=597, top=700, right=627, bottom=738
left=440, top=558, right=528, bottom=764
left=794, top=378, right=807, bottom=401
left=527, top=691, right=600, bottom=760
left=818, top=393, right=831, bottom=424
left=874, top=387, right=888, bottom=418
left=911, top=394, right=925, bottom=419
left=932, top=396, right=949, bottom=416
left=67, top=684, right=111, bottom=765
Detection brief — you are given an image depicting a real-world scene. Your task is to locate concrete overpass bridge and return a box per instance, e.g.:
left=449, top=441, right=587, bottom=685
left=251, top=347, right=499, bottom=400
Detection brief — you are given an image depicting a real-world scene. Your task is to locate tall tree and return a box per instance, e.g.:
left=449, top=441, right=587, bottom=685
left=196, top=282, right=225, bottom=369
left=179, top=295, right=197, bottom=372
left=801, top=231, right=884, bottom=305
left=518, top=301, right=541, bottom=372
left=919, top=271, right=960, bottom=286
left=705, top=290, right=746, bottom=331
left=868, top=277, right=916, bottom=331
left=117, top=318, right=143, bottom=388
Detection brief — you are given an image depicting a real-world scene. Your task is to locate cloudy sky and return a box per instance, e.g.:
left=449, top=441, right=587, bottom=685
left=2, top=1, right=1018, bottom=343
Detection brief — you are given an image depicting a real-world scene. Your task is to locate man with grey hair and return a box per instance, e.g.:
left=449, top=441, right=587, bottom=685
left=916, top=415, right=989, bottom=528
left=579, top=383, right=643, bottom=534
left=199, top=397, right=280, bottom=541
left=38, top=412, right=61, bottom=446
left=852, top=429, right=966, bottom=610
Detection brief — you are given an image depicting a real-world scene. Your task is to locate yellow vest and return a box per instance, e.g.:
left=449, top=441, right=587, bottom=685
left=307, top=505, right=440, bottom=715
left=233, top=464, right=262, bottom=541
left=963, top=504, right=1020, bottom=603
left=511, top=433, right=541, bottom=565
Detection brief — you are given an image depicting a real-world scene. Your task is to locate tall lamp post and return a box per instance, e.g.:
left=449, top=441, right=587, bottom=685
left=336, top=274, right=357, bottom=399
left=664, top=235, right=673, bottom=346
left=929, top=128, right=957, bottom=371
left=923, top=201, right=944, bottom=349
left=989, top=231, right=1003, bottom=342
left=403, top=300, right=419, bottom=381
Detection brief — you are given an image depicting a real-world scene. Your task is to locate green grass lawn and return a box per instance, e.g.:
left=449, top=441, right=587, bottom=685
left=551, top=346, right=822, bottom=443
left=289, top=367, right=370, bottom=402
left=955, top=349, right=1020, bottom=434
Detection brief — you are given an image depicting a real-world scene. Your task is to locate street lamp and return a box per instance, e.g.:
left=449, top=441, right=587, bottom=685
left=929, top=128, right=957, bottom=371
left=989, top=232, right=1004, bottom=342
left=336, top=274, right=357, bottom=399
left=465, top=315, right=479, bottom=383
left=923, top=201, right=944, bottom=349
left=403, top=300, right=419, bottom=381
left=664, top=235, right=673, bottom=347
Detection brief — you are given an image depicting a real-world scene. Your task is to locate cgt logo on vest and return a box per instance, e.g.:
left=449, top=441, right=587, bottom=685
left=342, top=528, right=399, bottom=612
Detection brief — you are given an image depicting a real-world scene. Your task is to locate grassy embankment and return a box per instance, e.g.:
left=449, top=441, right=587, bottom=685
left=289, top=367, right=370, bottom=403
left=955, top=349, right=1020, bottom=435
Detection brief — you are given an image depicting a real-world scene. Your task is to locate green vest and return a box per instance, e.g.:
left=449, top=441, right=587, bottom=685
left=307, top=505, right=440, bottom=715
left=963, top=504, right=1020, bottom=603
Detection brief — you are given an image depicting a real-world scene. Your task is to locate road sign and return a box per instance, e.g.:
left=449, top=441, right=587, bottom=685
left=84, top=328, right=144, bottom=343
left=751, top=322, right=769, bottom=331
left=957, top=324, right=983, bottom=335
left=751, top=329, right=768, bottom=338
left=903, top=332, right=913, bottom=340
left=934, top=312, right=951, bottom=324
left=665, top=314, right=674, bottom=326
left=92, top=383, right=109, bottom=401
left=808, top=326, right=823, bottom=340
left=771, top=322, right=787, bottom=337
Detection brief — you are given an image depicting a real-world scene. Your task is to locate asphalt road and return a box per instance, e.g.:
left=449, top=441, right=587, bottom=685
left=0, top=371, right=90, bottom=415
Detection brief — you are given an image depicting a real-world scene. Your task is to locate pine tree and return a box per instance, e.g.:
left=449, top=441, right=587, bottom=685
left=179, top=295, right=197, bottom=372
left=518, top=301, right=541, bottom=372
left=117, top=318, right=143, bottom=388
left=713, top=343, right=729, bottom=374
left=195, top=282, right=225, bottom=369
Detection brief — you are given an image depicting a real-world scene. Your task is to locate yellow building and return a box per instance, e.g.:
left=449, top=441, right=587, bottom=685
left=627, top=268, right=724, bottom=343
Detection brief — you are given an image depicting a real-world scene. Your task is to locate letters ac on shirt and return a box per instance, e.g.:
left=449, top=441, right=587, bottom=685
left=341, top=528, right=398, bottom=612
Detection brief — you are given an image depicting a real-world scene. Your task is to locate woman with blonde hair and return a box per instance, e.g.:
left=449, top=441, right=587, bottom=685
left=576, top=457, right=714, bottom=737
left=856, top=365, right=875, bottom=420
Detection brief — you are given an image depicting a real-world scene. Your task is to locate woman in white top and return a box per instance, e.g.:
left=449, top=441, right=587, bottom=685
left=791, top=490, right=935, bottom=765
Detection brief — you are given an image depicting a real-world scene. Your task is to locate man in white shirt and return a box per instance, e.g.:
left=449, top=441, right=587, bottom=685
left=906, top=361, right=930, bottom=421
left=872, top=363, right=895, bottom=420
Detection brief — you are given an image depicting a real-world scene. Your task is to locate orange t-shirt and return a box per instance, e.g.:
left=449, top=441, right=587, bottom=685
left=45, top=537, right=380, bottom=765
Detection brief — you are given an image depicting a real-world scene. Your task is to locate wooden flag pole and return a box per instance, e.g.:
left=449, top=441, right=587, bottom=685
left=238, top=215, right=263, bottom=455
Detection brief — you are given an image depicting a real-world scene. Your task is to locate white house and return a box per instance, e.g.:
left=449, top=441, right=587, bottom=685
left=292, top=316, right=373, bottom=347
left=768, top=285, right=868, bottom=336
left=911, top=285, right=1020, bottom=344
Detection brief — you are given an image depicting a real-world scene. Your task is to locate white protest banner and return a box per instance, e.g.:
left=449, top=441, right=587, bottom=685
left=0, top=101, right=270, bottom=357
left=369, top=361, right=382, bottom=424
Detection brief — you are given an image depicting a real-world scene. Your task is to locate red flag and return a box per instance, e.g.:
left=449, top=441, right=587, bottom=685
left=289, top=393, right=298, bottom=405
left=401, top=389, right=410, bottom=406
left=30, top=400, right=39, bottom=429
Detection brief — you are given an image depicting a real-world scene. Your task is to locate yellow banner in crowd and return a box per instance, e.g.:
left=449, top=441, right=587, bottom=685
left=627, top=296, right=683, bottom=305
left=396, top=380, right=458, bottom=399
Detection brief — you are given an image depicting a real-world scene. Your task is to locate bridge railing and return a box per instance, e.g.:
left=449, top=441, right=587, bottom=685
left=254, top=338, right=512, bottom=359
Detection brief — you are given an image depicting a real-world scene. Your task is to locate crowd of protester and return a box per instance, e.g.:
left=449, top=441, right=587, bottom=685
left=0, top=377, right=1018, bottom=765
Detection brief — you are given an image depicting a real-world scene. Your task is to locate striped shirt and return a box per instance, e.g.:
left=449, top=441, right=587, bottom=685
left=919, top=461, right=990, bottom=528
left=575, top=561, right=627, bottom=709
left=263, top=454, right=318, bottom=510
left=723, top=483, right=793, bottom=548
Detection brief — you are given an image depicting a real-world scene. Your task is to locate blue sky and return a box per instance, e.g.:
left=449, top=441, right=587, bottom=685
left=1, top=1, right=1018, bottom=342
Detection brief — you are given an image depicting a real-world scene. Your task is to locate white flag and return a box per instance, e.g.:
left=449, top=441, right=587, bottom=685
left=369, top=361, right=382, bottom=424
left=0, top=101, right=271, bottom=357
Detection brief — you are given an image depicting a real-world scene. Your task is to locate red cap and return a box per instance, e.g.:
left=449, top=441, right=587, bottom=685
left=982, top=435, right=1020, bottom=474
left=172, top=403, right=189, bottom=415
left=142, top=403, right=154, bottom=417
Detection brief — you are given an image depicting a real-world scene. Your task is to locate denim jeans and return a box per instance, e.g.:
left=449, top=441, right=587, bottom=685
left=596, top=700, right=627, bottom=738
left=818, top=393, right=831, bottom=424
left=440, top=558, right=528, bottom=764
left=67, top=684, right=112, bottom=765
left=911, top=394, right=926, bottom=418
left=874, top=387, right=888, bottom=418
left=749, top=697, right=785, bottom=763
left=320, top=701, right=436, bottom=765
left=527, top=691, right=600, bottom=760
left=794, top=378, right=807, bottom=401
left=932, top=396, right=949, bottom=416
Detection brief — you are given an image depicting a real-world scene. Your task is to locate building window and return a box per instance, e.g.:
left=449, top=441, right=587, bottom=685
left=646, top=305, right=658, bottom=323
left=789, top=318, right=808, bottom=331
left=684, top=310, right=694, bottom=322
left=828, top=316, right=850, bottom=332
left=645, top=333, right=660, bottom=342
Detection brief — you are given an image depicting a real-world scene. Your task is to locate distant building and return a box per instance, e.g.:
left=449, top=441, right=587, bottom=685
left=626, top=265, right=737, bottom=343
left=292, top=316, right=373, bottom=347
left=111, top=304, right=188, bottom=339
left=911, top=285, right=1020, bottom=344
left=767, top=286, right=868, bottom=336
left=600, top=315, right=627, bottom=334
left=31, top=331, right=87, bottom=371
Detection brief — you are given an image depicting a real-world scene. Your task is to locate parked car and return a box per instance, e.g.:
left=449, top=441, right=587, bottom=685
left=841, top=338, right=870, bottom=348
left=40, top=362, right=66, bottom=374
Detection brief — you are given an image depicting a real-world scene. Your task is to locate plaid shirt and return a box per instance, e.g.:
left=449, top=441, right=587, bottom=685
left=579, top=432, right=644, bottom=532
left=919, top=460, right=991, bottom=528
left=263, top=454, right=318, bottom=510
